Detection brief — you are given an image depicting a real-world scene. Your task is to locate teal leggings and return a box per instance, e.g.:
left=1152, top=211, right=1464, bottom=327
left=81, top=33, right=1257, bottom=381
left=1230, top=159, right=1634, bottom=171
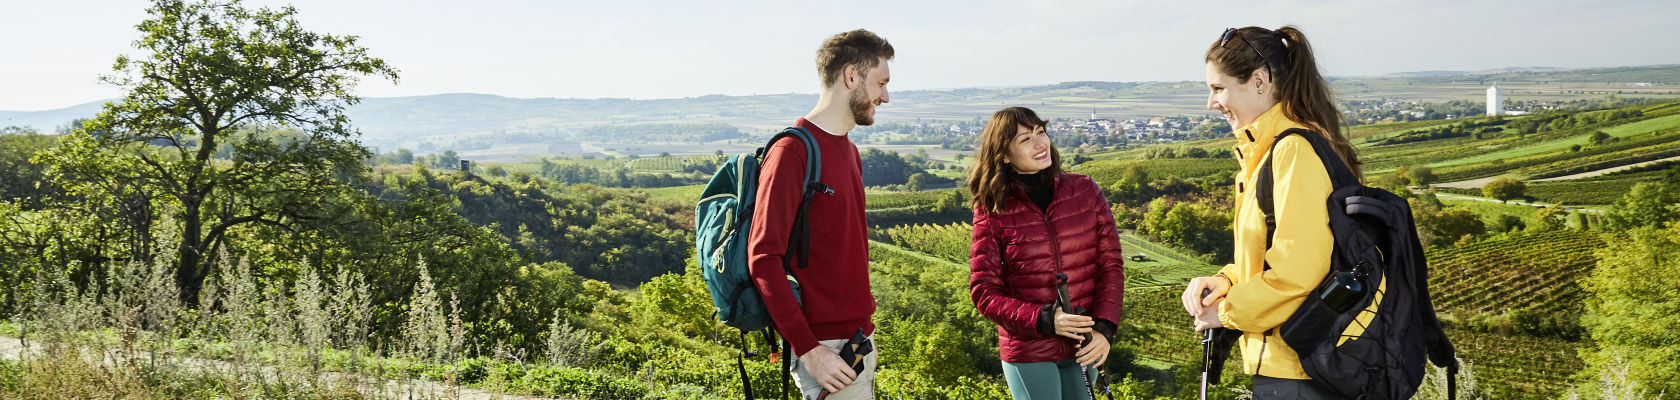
left=1001, top=359, right=1090, bottom=400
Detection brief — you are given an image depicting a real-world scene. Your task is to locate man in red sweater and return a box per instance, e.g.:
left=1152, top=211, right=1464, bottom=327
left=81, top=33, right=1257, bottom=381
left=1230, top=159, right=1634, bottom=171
left=747, top=29, right=892, bottom=399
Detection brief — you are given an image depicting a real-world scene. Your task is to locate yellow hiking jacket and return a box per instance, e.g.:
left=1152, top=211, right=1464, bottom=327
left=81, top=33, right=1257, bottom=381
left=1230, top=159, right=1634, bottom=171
left=1215, top=104, right=1333, bottom=380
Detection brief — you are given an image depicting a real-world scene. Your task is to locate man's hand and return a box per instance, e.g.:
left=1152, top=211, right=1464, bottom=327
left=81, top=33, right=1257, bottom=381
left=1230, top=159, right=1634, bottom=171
left=1075, top=333, right=1110, bottom=367
left=1053, top=309, right=1094, bottom=340
left=799, top=345, right=856, bottom=393
left=1181, top=275, right=1230, bottom=317
left=1193, top=297, right=1223, bottom=333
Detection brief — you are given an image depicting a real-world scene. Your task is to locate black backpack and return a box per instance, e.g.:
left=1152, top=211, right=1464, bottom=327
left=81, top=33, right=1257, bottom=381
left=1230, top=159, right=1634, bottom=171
left=1255, top=128, right=1459, bottom=400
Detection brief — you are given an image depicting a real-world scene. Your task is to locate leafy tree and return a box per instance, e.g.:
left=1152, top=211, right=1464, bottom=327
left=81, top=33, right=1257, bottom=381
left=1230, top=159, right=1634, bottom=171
left=1530, top=206, right=1568, bottom=232
left=1588, top=130, right=1613, bottom=145
left=373, top=148, right=414, bottom=165
left=1069, top=153, right=1091, bottom=166
left=861, top=147, right=927, bottom=187
left=1432, top=208, right=1485, bottom=246
left=1606, top=181, right=1680, bottom=230
left=0, top=127, right=61, bottom=209
left=1580, top=224, right=1680, bottom=397
left=1481, top=178, right=1526, bottom=203
left=632, top=266, right=714, bottom=337
left=906, top=173, right=928, bottom=192
left=1408, top=192, right=1445, bottom=247
left=1489, top=214, right=1526, bottom=233
left=37, top=0, right=397, bottom=304
left=1405, top=165, right=1437, bottom=187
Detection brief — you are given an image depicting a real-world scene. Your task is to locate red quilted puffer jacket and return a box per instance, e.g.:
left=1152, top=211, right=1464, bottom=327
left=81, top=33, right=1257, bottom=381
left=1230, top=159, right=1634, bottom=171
left=969, top=172, right=1126, bottom=363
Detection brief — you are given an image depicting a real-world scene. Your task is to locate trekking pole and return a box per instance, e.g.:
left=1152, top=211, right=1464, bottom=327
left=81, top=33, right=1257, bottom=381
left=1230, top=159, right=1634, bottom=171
left=1056, top=273, right=1099, bottom=400
left=1200, top=288, right=1215, bottom=400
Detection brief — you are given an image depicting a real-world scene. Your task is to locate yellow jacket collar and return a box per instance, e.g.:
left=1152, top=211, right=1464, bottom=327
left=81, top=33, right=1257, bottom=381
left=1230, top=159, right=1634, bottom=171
left=1233, top=104, right=1307, bottom=180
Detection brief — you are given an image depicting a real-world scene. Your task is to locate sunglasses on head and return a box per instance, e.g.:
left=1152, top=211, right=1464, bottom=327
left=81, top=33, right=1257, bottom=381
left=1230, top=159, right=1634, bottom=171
left=1219, top=28, right=1270, bottom=73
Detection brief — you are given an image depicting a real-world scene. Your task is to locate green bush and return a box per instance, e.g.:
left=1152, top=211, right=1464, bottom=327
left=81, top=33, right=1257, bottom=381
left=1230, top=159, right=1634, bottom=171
left=519, top=366, right=648, bottom=399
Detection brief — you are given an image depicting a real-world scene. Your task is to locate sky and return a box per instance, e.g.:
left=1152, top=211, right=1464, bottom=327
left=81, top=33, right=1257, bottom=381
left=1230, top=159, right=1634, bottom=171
left=2, top=0, right=1677, bottom=111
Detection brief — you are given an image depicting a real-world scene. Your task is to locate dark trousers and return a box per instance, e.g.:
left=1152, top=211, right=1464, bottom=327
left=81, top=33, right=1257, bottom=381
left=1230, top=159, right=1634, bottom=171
left=1252, top=377, right=1351, bottom=400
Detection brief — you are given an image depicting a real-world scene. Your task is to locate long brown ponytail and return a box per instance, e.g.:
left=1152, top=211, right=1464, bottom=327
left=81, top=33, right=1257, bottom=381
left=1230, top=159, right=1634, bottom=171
left=1206, top=25, right=1363, bottom=181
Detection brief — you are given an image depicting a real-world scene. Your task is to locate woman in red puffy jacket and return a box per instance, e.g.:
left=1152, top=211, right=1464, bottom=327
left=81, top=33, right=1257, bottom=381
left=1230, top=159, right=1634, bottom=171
left=968, top=107, right=1126, bottom=400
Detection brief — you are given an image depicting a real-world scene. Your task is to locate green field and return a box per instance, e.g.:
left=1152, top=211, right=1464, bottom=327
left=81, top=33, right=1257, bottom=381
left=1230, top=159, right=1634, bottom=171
left=1427, top=230, right=1603, bottom=315
left=1072, top=158, right=1240, bottom=186
left=1116, top=234, right=1220, bottom=286
left=641, top=184, right=705, bottom=203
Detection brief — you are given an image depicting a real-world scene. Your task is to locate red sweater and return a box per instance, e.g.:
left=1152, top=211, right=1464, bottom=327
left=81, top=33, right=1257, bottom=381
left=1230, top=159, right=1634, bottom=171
left=748, top=118, right=875, bottom=357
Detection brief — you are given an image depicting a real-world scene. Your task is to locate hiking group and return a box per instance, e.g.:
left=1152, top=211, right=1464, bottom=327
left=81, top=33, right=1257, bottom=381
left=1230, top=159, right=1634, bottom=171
left=697, top=26, right=1459, bottom=400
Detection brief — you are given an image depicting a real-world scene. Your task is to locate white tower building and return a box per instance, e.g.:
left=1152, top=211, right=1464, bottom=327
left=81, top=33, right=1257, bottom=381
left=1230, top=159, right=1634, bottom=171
left=1486, top=85, right=1503, bottom=116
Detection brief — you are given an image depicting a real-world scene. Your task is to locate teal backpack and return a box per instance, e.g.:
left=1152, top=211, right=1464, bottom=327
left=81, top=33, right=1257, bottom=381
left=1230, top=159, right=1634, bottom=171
left=696, top=126, right=827, bottom=398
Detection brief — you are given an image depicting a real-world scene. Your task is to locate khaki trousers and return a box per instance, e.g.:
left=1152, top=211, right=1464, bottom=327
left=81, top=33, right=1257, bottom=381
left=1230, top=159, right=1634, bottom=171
left=788, top=335, right=877, bottom=400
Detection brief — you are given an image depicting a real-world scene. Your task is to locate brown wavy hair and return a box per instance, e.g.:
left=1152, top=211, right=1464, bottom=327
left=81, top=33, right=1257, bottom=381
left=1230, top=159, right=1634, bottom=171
left=968, top=107, right=1062, bottom=214
left=816, top=29, right=895, bottom=87
left=1206, top=25, right=1363, bottom=181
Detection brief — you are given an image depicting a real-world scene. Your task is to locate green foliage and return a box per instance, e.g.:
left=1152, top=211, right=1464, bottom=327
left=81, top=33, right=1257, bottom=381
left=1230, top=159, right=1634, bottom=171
left=1135, top=199, right=1233, bottom=263
left=537, top=158, right=701, bottom=188
left=1481, top=178, right=1526, bottom=203
left=34, top=0, right=398, bottom=305
left=1606, top=180, right=1680, bottom=230
left=861, top=147, right=946, bottom=187
left=874, top=368, right=1012, bottom=400
left=516, top=365, right=649, bottom=399
left=1406, top=164, right=1438, bottom=187
left=632, top=269, right=715, bottom=337
left=0, top=127, right=59, bottom=210
left=1588, top=130, right=1614, bottom=145
left=1432, top=208, right=1486, bottom=245
left=384, top=171, right=694, bottom=287
left=1580, top=225, right=1680, bottom=397
left=1529, top=206, right=1569, bottom=232
left=868, top=241, right=1002, bottom=382
left=1076, top=158, right=1240, bottom=188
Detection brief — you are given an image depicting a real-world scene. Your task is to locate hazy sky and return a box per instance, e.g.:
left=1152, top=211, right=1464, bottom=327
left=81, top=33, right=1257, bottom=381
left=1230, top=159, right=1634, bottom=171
left=3, top=0, right=1677, bottom=111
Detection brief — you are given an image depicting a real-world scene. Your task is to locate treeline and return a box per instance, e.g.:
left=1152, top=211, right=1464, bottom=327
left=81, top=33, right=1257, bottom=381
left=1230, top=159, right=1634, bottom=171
left=576, top=122, right=744, bottom=143
left=1507, top=108, right=1643, bottom=134
left=1373, top=117, right=1509, bottom=145
left=537, top=158, right=707, bottom=188
left=1142, top=144, right=1233, bottom=160
left=861, top=147, right=954, bottom=190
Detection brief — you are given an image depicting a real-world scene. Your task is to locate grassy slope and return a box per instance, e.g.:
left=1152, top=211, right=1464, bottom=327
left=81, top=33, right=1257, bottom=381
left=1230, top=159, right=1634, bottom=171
left=642, top=184, right=705, bottom=203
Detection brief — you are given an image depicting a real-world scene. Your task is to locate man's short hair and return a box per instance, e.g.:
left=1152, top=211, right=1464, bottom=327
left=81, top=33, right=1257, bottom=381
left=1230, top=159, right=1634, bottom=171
left=816, top=29, right=895, bottom=87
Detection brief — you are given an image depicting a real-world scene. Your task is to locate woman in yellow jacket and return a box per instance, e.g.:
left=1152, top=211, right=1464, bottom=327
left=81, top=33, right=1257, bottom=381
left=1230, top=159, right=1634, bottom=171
left=1181, top=25, right=1366, bottom=399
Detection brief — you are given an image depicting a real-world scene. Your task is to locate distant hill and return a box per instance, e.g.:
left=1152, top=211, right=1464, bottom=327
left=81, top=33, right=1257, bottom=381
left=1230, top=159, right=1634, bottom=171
left=0, top=99, right=112, bottom=132
left=6, top=64, right=1678, bottom=151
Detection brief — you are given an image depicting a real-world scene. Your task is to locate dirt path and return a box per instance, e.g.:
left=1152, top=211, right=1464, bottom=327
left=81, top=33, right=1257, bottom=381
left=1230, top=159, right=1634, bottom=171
left=1428, top=192, right=1603, bottom=214
left=1434, top=156, right=1680, bottom=189
left=1533, top=156, right=1680, bottom=182
left=0, top=335, right=557, bottom=399
left=1433, top=177, right=1498, bottom=189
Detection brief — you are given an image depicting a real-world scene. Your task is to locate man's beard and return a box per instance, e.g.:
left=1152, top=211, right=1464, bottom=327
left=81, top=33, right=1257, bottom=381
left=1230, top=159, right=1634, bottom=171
left=849, top=87, right=875, bottom=126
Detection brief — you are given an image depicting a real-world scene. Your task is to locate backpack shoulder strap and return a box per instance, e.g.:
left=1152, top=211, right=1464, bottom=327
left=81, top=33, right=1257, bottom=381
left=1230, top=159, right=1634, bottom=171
left=759, top=127, right=823, bottom=190
left=1254, top=128, right=1358, bottom=250
left=757, top=127, right=830, bottom=273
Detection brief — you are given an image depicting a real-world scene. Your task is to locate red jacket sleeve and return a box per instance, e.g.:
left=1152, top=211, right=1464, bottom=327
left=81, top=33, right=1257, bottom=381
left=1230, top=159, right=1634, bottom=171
left=1087, top=177, right=1127, bottom=326
left=969, top=207, right=1047, bottom=339
left=746, top=139, right=821, bottom=356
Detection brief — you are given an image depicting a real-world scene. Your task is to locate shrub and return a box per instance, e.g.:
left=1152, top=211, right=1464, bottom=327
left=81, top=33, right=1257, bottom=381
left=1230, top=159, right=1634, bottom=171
left=1482, top=178, right=1526, bottom=203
